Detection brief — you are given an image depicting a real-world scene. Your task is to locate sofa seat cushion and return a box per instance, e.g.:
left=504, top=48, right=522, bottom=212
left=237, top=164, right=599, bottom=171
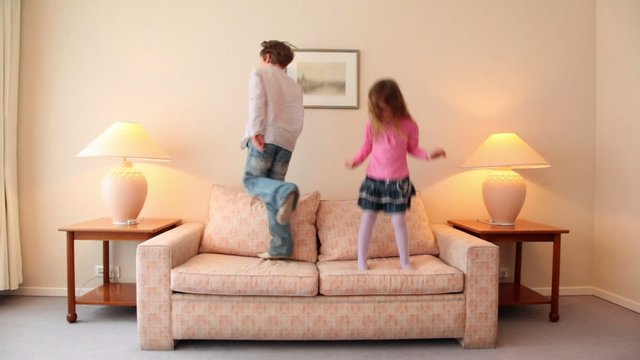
left=171, top=253, right=318, bottom=296
left=317, top=255, right=463, bottom=296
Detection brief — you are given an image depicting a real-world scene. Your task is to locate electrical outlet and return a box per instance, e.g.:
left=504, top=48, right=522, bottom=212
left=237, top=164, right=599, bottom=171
left=95, top=265, right=120, bottom=278
left=499, top=267, right=509, bottom=281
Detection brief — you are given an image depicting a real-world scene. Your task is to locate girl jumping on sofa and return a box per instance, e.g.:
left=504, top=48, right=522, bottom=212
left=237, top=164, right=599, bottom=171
left=346, top=79, right=446, bottom=270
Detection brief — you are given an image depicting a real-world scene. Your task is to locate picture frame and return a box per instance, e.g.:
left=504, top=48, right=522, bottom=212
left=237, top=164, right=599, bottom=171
left=286, top=49, right=359, bottom=109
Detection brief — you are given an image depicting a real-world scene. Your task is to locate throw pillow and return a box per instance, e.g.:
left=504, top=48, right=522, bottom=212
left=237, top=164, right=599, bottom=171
left=199, top=185, right=320, bottom=263
left=317, top=192, right=437, bottom=261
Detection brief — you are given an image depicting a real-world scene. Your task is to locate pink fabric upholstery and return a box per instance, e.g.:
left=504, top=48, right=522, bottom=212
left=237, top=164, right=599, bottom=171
left=171, top=293, right=465, bottom=340
left=432, top=224, right=499, bottom=348
left=137, top=223, right=204, bottom=350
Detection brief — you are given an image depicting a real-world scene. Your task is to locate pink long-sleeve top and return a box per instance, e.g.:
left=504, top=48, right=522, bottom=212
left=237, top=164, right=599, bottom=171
left=351, top=118, right=429, bottom=180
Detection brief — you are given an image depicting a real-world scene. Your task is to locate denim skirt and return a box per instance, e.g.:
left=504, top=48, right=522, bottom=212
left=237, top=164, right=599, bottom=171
left=357, top=176, right=416, bottom=213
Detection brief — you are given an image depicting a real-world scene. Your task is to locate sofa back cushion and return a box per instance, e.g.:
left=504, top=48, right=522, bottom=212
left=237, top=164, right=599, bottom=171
left=199, top=185, right=320, bottom=263
left=317, top=193, right=437, bottom=261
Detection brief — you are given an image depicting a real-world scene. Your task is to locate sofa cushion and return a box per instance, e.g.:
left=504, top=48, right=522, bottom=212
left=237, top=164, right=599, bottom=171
left=199, top=185, right=320, bottom=263
left=317, top=193, right=438, bottom=261
left=317, top=255, right=463, bottom=296
left=171, top=253, right=319, bottom=296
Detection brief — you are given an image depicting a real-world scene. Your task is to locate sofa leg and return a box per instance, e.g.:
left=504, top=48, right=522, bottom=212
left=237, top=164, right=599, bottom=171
left=458, top=337, right=497, bottom=349
left=140, top=339, right=175, bottom=351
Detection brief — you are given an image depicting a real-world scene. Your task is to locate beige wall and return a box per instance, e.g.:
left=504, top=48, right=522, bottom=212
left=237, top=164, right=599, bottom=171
left=594, top=0, right=640, bottom=310
left=15, top=0, right=605, bottom=303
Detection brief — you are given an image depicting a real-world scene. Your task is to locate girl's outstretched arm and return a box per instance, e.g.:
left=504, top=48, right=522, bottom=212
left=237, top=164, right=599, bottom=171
left=348, top=121, right=374, bottom=168
left=428, top=148, right=447, bottom=160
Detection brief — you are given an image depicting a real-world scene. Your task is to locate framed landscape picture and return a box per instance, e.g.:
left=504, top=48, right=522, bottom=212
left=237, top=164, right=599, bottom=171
left=286, top=49, right=359, bottom=109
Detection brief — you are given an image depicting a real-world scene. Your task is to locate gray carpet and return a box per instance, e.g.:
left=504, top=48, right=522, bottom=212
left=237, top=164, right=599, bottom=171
left=0, top=295, right=638, bottom=360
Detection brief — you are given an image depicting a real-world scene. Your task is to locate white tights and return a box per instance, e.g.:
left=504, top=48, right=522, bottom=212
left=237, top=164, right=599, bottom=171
left=357, top=211, right=413, bottom=270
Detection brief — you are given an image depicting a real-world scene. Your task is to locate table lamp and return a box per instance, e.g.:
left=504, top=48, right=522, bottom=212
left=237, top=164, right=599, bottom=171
left=77, top=122, right=170, bottom=225
left=462, top=133, right=550, bottom=225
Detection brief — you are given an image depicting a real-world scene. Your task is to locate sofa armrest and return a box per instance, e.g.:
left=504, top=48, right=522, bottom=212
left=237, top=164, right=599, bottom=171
left=136, top=223, right=204, bottom=350
left=431, top=223, right=499, bottom=349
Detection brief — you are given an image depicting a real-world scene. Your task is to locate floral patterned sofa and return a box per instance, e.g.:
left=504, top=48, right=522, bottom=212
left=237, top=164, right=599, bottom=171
left=136, top=185, right=499, bottom=350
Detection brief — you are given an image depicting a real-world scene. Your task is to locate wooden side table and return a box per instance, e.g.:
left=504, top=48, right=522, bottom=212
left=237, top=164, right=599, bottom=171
left=447, top=219, right=569, bottom=322
left=58, top=218, right=181, bottom=323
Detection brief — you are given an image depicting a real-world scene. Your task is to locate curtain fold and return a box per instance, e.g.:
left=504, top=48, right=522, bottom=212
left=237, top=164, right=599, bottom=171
left=1, top=0, right=23, bottom=290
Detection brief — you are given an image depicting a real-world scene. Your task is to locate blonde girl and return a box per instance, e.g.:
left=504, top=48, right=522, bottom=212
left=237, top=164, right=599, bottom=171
left=346, top=79, right=446, bottom=270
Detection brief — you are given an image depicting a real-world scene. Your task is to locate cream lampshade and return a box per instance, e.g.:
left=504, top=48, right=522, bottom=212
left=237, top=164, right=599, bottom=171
left=77, top=122, right=170, bottom=225
left=462, top=133, right=550, bottom=225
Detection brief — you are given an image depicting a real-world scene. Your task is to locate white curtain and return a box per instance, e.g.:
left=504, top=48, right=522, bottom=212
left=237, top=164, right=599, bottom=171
left=1, top=0, right=22, bottom=290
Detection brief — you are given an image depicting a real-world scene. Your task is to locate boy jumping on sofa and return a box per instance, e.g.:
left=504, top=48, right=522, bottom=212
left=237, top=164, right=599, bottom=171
left=241, top=40, right=304, bottom=260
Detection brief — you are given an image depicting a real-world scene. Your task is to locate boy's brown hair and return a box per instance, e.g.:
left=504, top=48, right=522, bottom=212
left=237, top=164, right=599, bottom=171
left=260, top=40, right=295, bottom=67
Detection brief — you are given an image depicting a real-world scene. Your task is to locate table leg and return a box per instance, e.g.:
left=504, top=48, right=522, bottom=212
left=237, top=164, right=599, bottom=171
left=513, top=242, right=523, bottom=301
left=103, top=241, right=110, bottom=283
left=549, top=234, right=562, bottom=322
left=514, top=242, right=522, bottom=286
left=65, top=232, right=77, bottom=323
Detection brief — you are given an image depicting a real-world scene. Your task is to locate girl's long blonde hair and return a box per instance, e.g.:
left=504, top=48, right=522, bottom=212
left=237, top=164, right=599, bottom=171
left=368, top=79, right=411, bottom=139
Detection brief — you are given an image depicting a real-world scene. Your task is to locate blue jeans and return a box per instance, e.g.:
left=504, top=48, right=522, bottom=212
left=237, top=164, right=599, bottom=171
left=243, top=143, right=299, bottom=256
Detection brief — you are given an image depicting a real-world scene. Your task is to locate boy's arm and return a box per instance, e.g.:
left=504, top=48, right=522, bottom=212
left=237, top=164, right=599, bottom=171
left=252, top=134, right=266, bottom=150
left=248, top=70, right=267, bottom=141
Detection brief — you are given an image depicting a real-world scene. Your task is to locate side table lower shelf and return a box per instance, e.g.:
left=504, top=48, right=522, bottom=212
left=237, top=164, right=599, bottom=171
left=499, top=283, right=550, bottom=306
left=77, top=283, right=137, bottom=307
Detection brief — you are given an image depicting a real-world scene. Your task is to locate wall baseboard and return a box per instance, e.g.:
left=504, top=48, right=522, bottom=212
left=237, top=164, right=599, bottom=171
left=3, top=285, right=638, bottom=314
left=591, top=287, right=640, bottom=313
left=531, top=286, right=640, bottom=313
left=2, top=287, right=86, bottom=297
left=530, top=286, right=593, bottom=296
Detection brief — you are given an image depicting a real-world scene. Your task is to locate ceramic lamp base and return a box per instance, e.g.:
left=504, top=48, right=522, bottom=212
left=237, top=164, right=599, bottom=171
left=482, top=169, right=526, bottom=226
left=102, top=160, right=147, bottom=225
